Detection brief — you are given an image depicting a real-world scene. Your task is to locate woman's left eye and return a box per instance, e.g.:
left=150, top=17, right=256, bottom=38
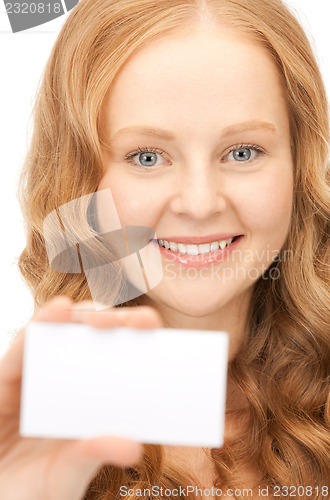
left=224, top=144, right=265, bottom=163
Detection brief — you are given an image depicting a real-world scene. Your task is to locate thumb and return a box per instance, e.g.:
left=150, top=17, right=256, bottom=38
left=48, top=436, right=142, bottom=500
left=76, top=435, right=142, bottom=466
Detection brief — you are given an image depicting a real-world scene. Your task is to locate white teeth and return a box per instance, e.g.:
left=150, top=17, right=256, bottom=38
left=177, top=243, right=187, bottom=254
left=186, top=245, right=199, bottom=256
left=210, top=241, right=219, bottom=252
left=158, top=237, right=237, bottom=255
left=169, top=242, right=178, bottom=252
left=198, top=243, right=211, bottom=254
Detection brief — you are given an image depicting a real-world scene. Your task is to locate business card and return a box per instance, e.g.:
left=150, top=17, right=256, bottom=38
left=20, top=322, right=229, bottom=447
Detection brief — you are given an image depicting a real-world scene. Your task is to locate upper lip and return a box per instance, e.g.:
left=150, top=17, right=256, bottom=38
left=153, top=233, right=243, bottom=245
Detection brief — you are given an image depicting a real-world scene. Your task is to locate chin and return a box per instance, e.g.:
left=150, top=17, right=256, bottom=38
left=151, top=290, right=234, bottom=318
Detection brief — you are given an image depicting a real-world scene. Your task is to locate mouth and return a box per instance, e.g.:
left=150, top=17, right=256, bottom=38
left=152, top=235, right=242, bottom=254
left=150, top=234, right=244, bottom=267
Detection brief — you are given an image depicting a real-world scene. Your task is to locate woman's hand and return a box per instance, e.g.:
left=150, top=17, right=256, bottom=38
left=0, top=296, right=163, bottom=500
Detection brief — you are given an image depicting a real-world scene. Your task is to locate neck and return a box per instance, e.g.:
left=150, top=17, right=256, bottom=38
left=144, top=288, right=252, bottom=362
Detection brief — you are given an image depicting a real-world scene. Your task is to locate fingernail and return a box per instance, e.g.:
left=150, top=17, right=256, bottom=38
left=93, top=301, right=110, bottom=311
left=71, top=301, right=94, bottom=323
left=71, top=301, right=110, bottom=322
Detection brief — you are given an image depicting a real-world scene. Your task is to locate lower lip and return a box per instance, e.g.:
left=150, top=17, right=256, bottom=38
left=150, top=236, right=244, bottom=268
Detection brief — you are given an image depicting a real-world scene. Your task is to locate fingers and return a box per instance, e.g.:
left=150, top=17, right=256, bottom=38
left=33, top=296, right=74, bottom=323
left=1, top=296, right=160, bottom=386
left=71, top=302, right=163, bottom=330
left=0, top=295, right=162, bottom=414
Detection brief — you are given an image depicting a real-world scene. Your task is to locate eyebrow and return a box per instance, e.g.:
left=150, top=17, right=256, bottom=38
left=109, top=120, right=278, bottom=142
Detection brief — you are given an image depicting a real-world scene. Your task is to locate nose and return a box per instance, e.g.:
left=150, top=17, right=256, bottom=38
left=171, top=159, right=228, bottom=220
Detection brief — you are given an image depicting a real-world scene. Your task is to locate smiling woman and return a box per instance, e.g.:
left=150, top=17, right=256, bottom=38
left=10, top=0, right=330, bottom=499
left=97, top=27, right=294, bottom=346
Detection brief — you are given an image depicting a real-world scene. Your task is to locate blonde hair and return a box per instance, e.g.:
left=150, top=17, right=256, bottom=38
left=18, top=0, right=330, bottom=498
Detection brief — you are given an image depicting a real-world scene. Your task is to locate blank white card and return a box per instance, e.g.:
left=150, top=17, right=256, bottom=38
left=20, top=322, right=229, bottom=447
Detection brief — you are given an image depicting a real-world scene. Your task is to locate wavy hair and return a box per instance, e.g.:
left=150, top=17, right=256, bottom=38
left=18, top=0, right=330, bottom=498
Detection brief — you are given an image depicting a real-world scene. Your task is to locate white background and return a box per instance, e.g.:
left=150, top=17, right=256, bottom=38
left=0, top=1, right=329, bottom=356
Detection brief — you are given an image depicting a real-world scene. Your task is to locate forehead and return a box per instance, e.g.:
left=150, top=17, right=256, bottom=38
left=101, top=28, right=288, bottom=140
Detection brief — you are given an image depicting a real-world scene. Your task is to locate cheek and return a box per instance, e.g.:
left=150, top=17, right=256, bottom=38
left=234, top=171, right=293, bottom=238
left=97, top=172, right=161, bottom=226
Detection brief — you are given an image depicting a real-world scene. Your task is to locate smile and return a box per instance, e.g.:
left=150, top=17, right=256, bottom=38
left=151, top=235, right=244, bottom=268
left=157, top=237, right=239, bottom=255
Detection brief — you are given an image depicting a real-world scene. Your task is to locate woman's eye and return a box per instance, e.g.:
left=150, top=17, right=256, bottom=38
left=124, top=148, right=166, bottom=169
left=124, top=144, right=265, bottom=169
left=224, top=146, right=264, bottom=163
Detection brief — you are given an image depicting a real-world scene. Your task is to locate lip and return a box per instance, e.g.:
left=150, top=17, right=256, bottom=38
left=153, top=233, right=243, bottom=245
left=151, top=235, right=244, bottom=268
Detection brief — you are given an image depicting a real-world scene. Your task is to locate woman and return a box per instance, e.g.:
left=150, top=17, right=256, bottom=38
left=0, top=0, right=329, bottom=498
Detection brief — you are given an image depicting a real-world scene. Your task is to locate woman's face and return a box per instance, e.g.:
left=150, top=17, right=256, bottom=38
left=98, top=28, right=293, bottom=333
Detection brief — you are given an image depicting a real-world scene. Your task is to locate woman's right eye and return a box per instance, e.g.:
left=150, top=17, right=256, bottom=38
left=124, top=147, right=167, bottom=169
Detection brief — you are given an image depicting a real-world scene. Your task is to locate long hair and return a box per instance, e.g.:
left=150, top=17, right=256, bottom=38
left=18, top=0, right=330, bottom=498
